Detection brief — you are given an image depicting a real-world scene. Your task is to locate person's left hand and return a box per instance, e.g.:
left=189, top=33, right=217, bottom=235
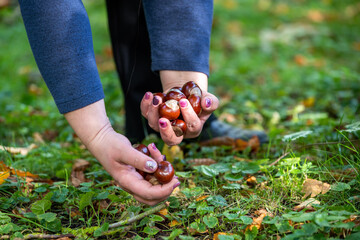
left=140, top=89, right=219, bottom=146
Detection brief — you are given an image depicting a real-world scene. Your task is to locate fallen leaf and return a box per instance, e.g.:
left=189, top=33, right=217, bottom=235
left=200, top=136, right=235, bottom=147
left=169, top=219, right=181, bottom=227
left=162, top=145, right=184, bottom=163
left=307, top=10, right=325, bottom=22
left=71, top=159, right=90, bottom=187
left=302, top=179, right=331, bottom=198
left=196, top=195, right=209, bottom=202
left=293, top=198, right=320, bottom=212
left=159, top=208, right=168, bottom=216
left=188, top=179, right=197, bottom=189
left=248, top=136, right=260, bottom=152
left=235, top=139, right=249, bottom=151
left=294, top=54, right=307, bottom=66
left=302, top=97, right=315, bottom=108
left=0, top=171, right=10, bottom=185
left=33, top=132, right=45, bottom=143
left=245, top=209, right=268, bottom=231
left=187, top=158, right=217, bottom=166
left=0, top=143, right=37, bottom=156
left=246, top=176, right=257, bottom=188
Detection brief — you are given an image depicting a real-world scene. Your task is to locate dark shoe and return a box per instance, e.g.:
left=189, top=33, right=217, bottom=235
left=199, top=120, right=268, bottom=144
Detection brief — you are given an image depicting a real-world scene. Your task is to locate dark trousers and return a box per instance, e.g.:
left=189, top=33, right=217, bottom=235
left=105, top=0, right=215, bottom=144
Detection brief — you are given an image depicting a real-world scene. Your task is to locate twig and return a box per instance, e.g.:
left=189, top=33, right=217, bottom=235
left=108, top=201, right=169, bottom=229
left=1, top=234, right=75, bottom=239
left=269, top=152, right=290, bottom=167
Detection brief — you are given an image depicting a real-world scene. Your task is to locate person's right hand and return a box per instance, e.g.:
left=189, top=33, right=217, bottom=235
left=65, top=100, right=180, bottom=206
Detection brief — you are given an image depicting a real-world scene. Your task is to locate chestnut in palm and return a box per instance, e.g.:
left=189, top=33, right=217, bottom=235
left=159, top=99, right=180, bottom=120
left=171, top=119, right=187, bottom=137
left=154, top=161, right=174, bottom=184
left=182, top=81, right=202, bottom=98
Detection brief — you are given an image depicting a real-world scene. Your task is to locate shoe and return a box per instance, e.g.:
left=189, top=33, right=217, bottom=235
left=199, top=120, right=268, bottom=144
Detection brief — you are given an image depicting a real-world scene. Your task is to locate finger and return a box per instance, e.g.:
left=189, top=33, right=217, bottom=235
left=147, top=143, right=164, bottom=163
left=158, top=118, right=183, bottom=146
left=133, top=195, right=169, bottom=206
left=118, top=172, right=180, bottom=201
left=178, top=99, right=202, bottom=137
left=120, top=145, right=159, bottom=173
left=199, top=92, right=219, bottom=122
left=147, top=96, right=162, bottom=131
left=140, top=92, right=153, bottom=118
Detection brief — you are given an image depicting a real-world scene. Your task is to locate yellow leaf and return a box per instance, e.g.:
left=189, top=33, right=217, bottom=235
left=245, top=209, right=268, bottom=231
left=196, top=195, right=209, bottom=202
left=0, top=143, right=37, bottom=156
left=162, top=145, right=184, bottom=163
left=302, top=97, right=315, bottom=108
left=169, top=219, right=181, bottom=227
left=307, top=10, right=325, bottom=22
left=0, top=171, right=10, bottom=185
left=302, top=179, right=331, bottom=198
left=159, top=208, right=168, bottom=216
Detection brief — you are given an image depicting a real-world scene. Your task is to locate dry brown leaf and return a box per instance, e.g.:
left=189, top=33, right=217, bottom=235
left=196, top=195, right=209, bottom=202
left=187, top=158, right=217, bottom=166
left=307, top=10, right=325, bottom=22
left=294, top=55, right=307, bottom=66
left=188, top=179, right=197, bottom=189
left=293, top=198, right=320, bottom=212
left=248, top=135, right=260, bottom=152
left=302, top=179, right=331, bottom=198
left=0, top=143, right=37, bottom=156
left=235, top=139, right=249, bottom=151
left=0, top=171, right=10, bottom=185
left=171, top=185, right=181, bottom=197
left=33, top=132, right=45, bottom=143
left=200, top=136, right=235, bottom=147
left=71, top=159, right=90, bottom=187
left=245, top=209, right=268, bottom=231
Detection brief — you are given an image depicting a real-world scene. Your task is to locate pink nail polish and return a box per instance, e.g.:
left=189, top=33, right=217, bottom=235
left=173, top=182, right=181, bottom=189
left=159, top=119, right=167, bottom=128
left=205, top=98, right=211, bottom=108
left=145, top=92, right=150, bottom=100
left=151, top=143, right=157, bottom=150
left=179, top=99, right=187, bottom=108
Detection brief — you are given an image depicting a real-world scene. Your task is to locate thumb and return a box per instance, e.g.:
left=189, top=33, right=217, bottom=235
left=121, top=146, right=158, bottom=173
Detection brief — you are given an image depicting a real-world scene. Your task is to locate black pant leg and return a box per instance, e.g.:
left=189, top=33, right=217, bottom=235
left=105, top=0, right=162, bottom=144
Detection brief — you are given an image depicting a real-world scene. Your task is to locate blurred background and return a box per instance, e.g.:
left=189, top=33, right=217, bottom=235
left=0, top=0, right=359, bottom=146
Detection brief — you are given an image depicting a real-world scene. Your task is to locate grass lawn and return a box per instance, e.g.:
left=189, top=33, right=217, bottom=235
left=0, top=0, right=359, bottom=239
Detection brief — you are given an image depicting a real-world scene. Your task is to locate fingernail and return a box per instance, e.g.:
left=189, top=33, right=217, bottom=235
left=151, top=143, right=157, bottom=150
left=179, top=99, right=187, bottom=108
left=174, top=175, right=178, bottom=179
left=159, top=119, right=167, bottom=128
left=145, top=92, right=150, bottom=100
left=162, top=155, right=167, bottom=161
left=145, top=160, right=157, bottom=171
left=173, top=182, right=181, bottom=189
left=153, top=96, right=159, bottom=106
left=205, top=98, right=211, bottom=108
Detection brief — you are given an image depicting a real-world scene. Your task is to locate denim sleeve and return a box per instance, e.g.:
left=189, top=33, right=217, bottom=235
left=142, top=0, right=213, bottom=76
left=18, top=0, right=104, bottom=114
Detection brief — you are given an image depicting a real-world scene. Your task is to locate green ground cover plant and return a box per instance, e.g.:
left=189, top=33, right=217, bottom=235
left=0, top=0, right=359, bottom=239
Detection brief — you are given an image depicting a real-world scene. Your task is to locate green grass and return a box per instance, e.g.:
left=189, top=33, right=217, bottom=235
left=1, top=0, right=359, bottom=239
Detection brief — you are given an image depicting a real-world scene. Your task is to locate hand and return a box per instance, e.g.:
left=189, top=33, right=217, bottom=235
left=140, top=71, right=219, bottom=146
left=65, top=100, right=180, bottom=206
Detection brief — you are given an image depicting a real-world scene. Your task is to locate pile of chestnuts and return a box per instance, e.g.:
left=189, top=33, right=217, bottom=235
left=134, top=144, right=174, bottom=185
left=157, top=81, right=202, bottom=137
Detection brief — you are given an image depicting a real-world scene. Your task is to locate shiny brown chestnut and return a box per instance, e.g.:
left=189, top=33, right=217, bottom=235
left=171, top=119, right=187, bottom=137
left=154, top=161, right=174, bottom=184
left=153, top=92, right=165, bottom=102
left=164, top=88, right=186, bottom=102
left=159, top=100, right=181, bottom=120
left=182, top=81, right=202, bottom=98
left=188, top=94, right=202, bottom=115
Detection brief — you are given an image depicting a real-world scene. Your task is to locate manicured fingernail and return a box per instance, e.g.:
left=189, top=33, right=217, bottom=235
left=145, top=92, right=150, bottom=100
left=153, top=96, right=159, bottom=106
left=174, top=175, right=178, bottom=179
left=159, top=119, right=167, bottom=128
left=205, top=98, right=211, bottom=108
left=162, top=155, right=167, bottom=161
left=145, top=160, right=157, bottom=171
left=179, top=99, right=187, bottom=108
left=151, top=143, right=157, bottom=150
left=173, top=182, right=181, bottom=189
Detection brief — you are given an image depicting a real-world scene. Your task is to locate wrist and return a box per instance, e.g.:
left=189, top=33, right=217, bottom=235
left=159, top=70, right=208, bottom=93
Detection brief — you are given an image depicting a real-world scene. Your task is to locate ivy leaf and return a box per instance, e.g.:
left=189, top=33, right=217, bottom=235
left=207, top=195, right=228, bottom=207
left=79, top=192, right=94, bottom=211
left=203, top=215, right=218, bottom=228
left=224, top=173, right=243, bottom=181
left=143, top=226, right=160, bottom=236
left=331, top=182, right=351, bottom=192
left=241, top=216, right=254, bottom=225
left=194, top=165, right=218, bottom=177
left=31, top=199, right=51, bottom=215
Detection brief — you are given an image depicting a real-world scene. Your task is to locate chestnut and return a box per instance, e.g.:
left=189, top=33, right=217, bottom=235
left=164, top=88, right=186, bottom=102
left=188, top=94, right=202, bottom=115
left=159, top=100, right=180, bottom=120
left=171, top=119, right=187, bottom=137
left=153, top=92, right=165, bottom=102
left=154, top=161, right=174, bottom=184
left=182, top=81, right=202, bottom=98
left=133, top=143, right=150, bottom=156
